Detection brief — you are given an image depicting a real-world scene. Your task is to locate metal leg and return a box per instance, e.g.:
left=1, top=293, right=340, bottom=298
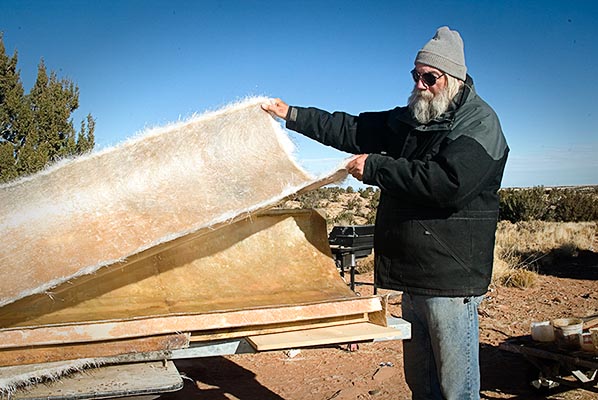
left=335, top=256, right=345, bottom=278
left=350, top=253, right=356, bottom=291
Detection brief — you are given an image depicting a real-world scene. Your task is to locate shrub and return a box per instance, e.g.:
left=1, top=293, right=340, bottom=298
left=499, top=186, right=597, bottom=222
left=346, top=197, right=361, bottom=210
left=333, top=210, right=355, bottom=226
left=550, top=188, right=598, bottom=222
left=499, top=187, right=549, bottom=222
left=294, top=191, right=322, bottom=209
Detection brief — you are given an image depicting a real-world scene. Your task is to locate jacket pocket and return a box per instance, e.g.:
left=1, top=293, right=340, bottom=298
left=417, top=219, right=473, bottom=273
left=417, top=213, right=497, bottom=281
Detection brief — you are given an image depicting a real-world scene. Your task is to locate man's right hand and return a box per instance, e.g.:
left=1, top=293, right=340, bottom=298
left=261, top=98, right=289, bottom=120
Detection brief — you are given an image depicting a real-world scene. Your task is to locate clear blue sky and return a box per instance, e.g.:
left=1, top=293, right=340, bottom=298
left=1, top=0, right=597, bottom=188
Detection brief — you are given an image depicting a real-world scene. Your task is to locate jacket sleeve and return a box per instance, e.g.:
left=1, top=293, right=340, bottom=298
left=363, top=111, right=509, bottom=209
left=285, top=106, right=390, bottom=154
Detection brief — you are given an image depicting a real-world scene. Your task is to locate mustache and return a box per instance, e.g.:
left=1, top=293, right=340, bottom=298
left=412, top=89, right=434, bottom=100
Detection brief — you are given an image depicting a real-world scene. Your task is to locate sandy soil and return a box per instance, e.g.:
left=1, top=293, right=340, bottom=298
left=161, top=252, right=598, bottom=400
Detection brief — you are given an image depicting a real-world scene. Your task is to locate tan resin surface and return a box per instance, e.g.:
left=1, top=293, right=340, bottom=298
left=0, top=98, right=346, bottom=307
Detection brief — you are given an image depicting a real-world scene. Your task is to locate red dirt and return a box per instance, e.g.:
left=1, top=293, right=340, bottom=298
left=162, top=255, right=598, bottom=400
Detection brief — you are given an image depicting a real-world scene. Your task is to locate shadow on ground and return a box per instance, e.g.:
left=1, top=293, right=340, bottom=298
left=159, top=357, right=284, bottom=400
left=480, top=342, right=595, bottom=399
left=535, top=249, right=598, bottom=280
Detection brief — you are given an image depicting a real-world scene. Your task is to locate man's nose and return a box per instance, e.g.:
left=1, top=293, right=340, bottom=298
left=415, top=78, right=428, bottom=90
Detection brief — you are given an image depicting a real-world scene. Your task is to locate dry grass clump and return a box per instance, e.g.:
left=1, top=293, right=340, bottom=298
left=491, top=255, right=538, bottom=288
left=492, top=221, right=597, bottom=288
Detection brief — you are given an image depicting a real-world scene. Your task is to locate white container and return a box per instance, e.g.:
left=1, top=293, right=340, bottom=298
left=552, top=317, right=583, bottom=350
left=531, top=321, right=554, bottom=342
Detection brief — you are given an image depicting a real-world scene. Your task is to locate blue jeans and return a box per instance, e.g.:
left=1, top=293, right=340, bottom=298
left=402, top=293, right=484, bottom=400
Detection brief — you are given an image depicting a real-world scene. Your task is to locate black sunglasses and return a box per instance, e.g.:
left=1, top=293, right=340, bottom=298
left=411, top=69, right=445, bottom=87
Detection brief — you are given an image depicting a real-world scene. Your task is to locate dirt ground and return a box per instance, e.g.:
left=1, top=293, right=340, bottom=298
left=161, top=253, right=598, bottom=400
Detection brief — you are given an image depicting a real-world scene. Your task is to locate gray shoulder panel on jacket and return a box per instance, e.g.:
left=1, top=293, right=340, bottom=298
left=449, top=98, right=508, bottom=161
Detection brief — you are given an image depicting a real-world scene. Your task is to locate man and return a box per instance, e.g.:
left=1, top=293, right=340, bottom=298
left=262, top=26, right=508, bottom=400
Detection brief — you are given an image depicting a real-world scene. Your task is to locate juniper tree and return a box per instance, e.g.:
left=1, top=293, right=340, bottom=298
left=0, top=35, right=95, bottom=183
left=0, top=35, right=30, bottom=181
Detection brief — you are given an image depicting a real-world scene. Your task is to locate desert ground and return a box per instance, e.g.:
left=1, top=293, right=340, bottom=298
left=160, top=248, right=598, bottom=400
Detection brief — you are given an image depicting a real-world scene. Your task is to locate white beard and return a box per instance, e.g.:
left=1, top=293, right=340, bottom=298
left=408, top=85, right=453, bottom=124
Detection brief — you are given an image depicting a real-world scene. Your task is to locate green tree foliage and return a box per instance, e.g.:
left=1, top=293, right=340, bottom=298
left=499, top=186, right=598, bottom=222
left=0, top=36, right=29, bottom=182
left=550, top=187, right=598, bottom=222
left=0, top=35, right=95, bottom=183
left=365, top=189, right=380, bottom=224
left=499, top=187, right=549, bottom=222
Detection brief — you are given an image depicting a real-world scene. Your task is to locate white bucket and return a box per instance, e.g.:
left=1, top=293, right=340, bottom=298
left=530, top=321, right=554, bottom=342
left=552, top=318, right=583, bottom=350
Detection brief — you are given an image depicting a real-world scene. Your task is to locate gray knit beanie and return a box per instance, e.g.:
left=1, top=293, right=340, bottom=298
left=415, top=26, right=466, bottom=81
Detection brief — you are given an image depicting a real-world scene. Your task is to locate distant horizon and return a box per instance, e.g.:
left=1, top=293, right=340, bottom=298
left=336, top=179, right=598, bottom=191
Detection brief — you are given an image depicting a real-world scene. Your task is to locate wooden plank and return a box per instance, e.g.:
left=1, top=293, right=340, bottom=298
left=368, top=295, right=388, bottom=327
left=0, top=333, right=190, bottom=368
left=583, top=317, right=598, bottom=330
left=188, top=313, right=370, bottom=342
left=12, top=361, right=182, bottom=399
left=247, top=322, right=409, bottom=351
left=499, top=341, right=598, bottom=370
left=0, top=297, right=383, bottom=349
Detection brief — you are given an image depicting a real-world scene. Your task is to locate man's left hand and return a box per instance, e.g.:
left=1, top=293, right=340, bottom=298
left=346, top=154, right=368, bottom=181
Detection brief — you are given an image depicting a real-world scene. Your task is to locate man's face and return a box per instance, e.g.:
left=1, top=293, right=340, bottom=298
left=412, top=64, right=447, bottom=97
left=408, top=64, right=453, bottom=124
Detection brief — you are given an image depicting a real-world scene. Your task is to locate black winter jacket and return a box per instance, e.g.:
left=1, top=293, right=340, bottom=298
left=286, top=77, right=509, bottom=296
